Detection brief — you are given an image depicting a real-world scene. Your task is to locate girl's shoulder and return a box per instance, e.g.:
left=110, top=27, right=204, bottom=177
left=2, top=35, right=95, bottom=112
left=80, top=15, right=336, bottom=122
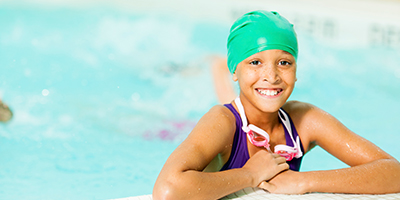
left=282, top=100, right=325, bottom=120
left=282, top=100, right=313, bottom=110
left=282, top=101, right=330, bottom=152
left=282, top=100, right=346, bottom=134
left=198, top=104, right=237, bottom=135
left=208, top=104, right=237, bottom=121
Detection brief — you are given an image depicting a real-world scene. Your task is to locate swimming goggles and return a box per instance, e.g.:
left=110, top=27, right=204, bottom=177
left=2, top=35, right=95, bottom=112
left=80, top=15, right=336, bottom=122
left=235, top=97, right=303, bottom=161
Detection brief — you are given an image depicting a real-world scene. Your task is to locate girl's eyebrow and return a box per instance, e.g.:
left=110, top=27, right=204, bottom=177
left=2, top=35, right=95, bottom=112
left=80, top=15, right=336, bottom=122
left=280, top=51, right=295, bottom=59
left=246, top=56, right=260, bottom=61
left=281, top=51, right=292, bottom=56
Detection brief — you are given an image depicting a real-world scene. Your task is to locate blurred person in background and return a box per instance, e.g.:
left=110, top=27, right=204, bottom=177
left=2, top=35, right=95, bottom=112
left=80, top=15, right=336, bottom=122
left=0, top=99, right=13, bottom=122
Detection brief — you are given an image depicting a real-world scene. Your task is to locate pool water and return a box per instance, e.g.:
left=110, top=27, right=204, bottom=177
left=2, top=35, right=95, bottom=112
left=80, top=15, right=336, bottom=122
left=1, top=6, right=399, bottom=200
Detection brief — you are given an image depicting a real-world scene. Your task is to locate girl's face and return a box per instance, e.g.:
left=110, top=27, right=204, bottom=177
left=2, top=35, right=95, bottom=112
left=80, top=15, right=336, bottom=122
left=233, top=49, right=297, bottom=113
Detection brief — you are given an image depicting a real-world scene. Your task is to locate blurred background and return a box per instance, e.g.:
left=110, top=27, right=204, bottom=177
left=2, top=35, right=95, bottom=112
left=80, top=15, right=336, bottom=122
left=0, top=0, right=399, bottom=199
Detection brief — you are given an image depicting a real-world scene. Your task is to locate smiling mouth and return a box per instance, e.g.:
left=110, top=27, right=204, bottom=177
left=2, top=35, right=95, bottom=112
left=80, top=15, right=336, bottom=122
left=256, top=88, right=283, bottom=97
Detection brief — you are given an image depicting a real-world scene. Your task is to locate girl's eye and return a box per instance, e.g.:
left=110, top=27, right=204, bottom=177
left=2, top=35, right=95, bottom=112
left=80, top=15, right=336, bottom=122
left=279, top=61, right=291, bottom=66
left=250, top=60, right=261, bottom=65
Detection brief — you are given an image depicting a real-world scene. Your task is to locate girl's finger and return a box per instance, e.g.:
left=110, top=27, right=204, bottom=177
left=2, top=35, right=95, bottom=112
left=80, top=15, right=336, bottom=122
left=258, top=181, right=276, bottom=192
left=272, top=153, right=281, bottom=158
left=275, top=156, right=287, bottom=164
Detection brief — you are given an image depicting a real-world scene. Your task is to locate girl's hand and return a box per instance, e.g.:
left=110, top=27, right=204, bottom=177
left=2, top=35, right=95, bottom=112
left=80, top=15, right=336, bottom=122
left=258, top=170, right=308, bottom=194
left=243, top=150, right=289, bottom=187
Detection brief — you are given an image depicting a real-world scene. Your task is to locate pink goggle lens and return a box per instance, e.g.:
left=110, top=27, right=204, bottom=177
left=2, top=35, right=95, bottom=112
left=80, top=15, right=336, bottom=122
left=248, top=130, right=269, bottom=148
left=276, top=150, right=296, bottom=161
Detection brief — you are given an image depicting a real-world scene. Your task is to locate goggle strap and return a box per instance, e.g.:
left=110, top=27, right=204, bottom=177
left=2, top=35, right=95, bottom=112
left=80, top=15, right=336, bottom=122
left=235, top=97, right=249, bottom=128
left=295, top=136, right=303, bottom=158
left=278, top=109, right=302, bottom=154
left=279, top=109, right=304, bottom=158
left=248, top=124, right=270, bottom=140
left=242, top=126, right=250, bottom=133
left=278, top=109, right=294, bottom=142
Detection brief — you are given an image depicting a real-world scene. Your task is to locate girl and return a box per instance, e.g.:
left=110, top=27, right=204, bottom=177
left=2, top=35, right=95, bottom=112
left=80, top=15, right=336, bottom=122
left=152, top=10, right=400, bottom=200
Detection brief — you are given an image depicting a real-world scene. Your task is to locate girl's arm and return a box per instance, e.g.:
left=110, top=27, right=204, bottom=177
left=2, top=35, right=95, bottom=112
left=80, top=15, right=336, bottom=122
left=260, top=101, right=400, bottom=194
left=152, top=105, right=288, bottom=200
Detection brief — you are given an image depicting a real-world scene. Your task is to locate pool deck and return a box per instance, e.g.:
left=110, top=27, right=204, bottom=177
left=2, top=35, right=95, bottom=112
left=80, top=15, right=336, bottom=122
left=114, top=187, right=400, bottom=200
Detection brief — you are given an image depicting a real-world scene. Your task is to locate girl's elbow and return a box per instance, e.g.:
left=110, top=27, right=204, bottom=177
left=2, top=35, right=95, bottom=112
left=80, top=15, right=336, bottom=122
left=152, top=179, right=180, bottom=200
left=152, top=188, right=172, bottom=200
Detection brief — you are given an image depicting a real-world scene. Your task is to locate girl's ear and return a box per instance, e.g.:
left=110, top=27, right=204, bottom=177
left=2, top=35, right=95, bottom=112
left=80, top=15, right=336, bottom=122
left=232, top=72, right=238, bottom=82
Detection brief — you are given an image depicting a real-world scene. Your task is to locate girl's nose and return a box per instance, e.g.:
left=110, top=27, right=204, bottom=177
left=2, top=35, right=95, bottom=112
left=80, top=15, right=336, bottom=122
left=262, top=65, right=280, bottom=84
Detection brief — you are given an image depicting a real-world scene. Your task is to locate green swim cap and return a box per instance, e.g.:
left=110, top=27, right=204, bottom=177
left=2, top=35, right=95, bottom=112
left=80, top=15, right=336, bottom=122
left=227, top=10, right=298, bottom=74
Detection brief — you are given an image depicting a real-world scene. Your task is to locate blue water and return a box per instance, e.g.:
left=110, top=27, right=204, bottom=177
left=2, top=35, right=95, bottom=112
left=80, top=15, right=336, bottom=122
left=1, top=6, right=400, bottom=200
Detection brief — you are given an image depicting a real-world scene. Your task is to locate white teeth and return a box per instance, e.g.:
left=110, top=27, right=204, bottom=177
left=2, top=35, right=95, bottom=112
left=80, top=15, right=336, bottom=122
left=258, top=89, right=279, bottom=96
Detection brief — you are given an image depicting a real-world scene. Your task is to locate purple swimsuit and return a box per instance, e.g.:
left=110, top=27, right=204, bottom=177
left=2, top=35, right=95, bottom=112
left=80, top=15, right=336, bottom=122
left=220, top=103, right=304, bottom=171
